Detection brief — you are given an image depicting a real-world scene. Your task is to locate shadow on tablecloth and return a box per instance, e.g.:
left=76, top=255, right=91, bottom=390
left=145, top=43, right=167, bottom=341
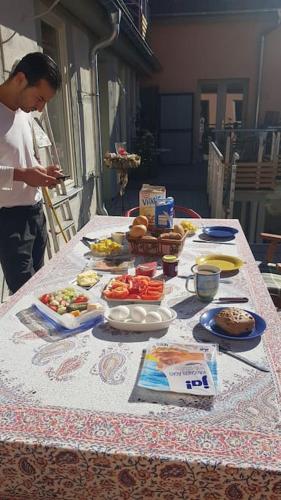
left=16, top=306, right=99, bottom=342
left=192, top=324, right=261, bottom=353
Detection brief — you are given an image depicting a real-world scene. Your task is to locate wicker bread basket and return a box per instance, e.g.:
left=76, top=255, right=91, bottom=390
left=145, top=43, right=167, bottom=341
left=127, top=227, right=187, bottom=257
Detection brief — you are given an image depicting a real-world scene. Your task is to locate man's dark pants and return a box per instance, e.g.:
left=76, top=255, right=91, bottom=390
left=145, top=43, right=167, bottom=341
left=0, top=202, right=47, bottom=293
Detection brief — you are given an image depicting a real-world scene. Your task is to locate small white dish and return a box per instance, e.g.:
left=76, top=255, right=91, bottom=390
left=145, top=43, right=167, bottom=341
left=105, top=304, right=177, bottom=332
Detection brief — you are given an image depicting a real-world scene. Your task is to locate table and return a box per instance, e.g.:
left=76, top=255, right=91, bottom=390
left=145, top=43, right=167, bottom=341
left=0, top=216, right=280, bottom=499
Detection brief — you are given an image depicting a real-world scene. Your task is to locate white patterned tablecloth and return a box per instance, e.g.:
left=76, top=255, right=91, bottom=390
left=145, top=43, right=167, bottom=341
left=0, top=216, right=280, bottom=500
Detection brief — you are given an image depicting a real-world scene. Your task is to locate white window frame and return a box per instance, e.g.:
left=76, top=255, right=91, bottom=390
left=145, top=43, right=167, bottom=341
left=39, top=9, right=76, bottom=186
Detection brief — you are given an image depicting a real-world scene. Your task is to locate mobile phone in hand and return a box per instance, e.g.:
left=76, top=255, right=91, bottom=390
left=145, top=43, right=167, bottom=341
left=57, top=175, right=70, bottom=180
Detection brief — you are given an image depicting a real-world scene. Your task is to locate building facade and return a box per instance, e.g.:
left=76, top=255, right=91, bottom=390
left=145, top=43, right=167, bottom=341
left=143, top=0, right=281, bottom=160
left=0, top=0, right=158, bottom=228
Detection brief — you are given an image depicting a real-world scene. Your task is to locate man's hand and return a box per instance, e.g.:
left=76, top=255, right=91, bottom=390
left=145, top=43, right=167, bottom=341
left=46, top=165, right=63, bottom=179
left=14, top=166, right=61, bottom=188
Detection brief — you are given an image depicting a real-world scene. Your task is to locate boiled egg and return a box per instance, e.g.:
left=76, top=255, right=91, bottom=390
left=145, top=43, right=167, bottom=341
left=157, top=307, right=173, bottom=321
left=109, top=305, right=130, bottom=321
left=145, top=311, right=162, bottom=323
left=130, top=306, right=147, bottom=323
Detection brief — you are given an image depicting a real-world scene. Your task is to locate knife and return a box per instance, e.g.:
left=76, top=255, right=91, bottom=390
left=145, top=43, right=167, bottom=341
left=219, top=346, right=270, bottom=372
left=213, top=297, right=249, bottom=303
left=192, top=240, right=235, bottom=245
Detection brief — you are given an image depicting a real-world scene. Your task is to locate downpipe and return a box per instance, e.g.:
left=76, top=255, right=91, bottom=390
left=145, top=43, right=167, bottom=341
left=255, top=10, right=281, bottom=128
left=90, top=9, right=121, bottom=215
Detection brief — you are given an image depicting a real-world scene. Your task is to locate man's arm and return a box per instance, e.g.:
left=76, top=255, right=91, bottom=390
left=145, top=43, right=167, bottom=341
left=14, top=166, right=61, bottom=187
left=1, top=165, right=62, bottom=189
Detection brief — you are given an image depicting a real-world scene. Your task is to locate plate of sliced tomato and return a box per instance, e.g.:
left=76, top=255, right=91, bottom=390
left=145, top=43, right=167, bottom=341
left=102, top=274, right=165, bottom=302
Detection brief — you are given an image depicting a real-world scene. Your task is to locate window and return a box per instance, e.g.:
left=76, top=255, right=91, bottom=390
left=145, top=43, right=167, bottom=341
left=40, top=18, right=75, bottom=181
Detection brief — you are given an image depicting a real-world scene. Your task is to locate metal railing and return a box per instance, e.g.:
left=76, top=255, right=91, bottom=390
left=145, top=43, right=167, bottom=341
left=208, top=142, right=225, bottom=218
left=207, top=129, right=281, bottom=242
left=123, top=0, right=149, bottom=38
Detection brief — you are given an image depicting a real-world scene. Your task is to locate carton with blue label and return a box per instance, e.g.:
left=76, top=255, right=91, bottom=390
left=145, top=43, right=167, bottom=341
left=138, top=341, right=218, bottom=396
left=155, top=197, right=174, bottom=229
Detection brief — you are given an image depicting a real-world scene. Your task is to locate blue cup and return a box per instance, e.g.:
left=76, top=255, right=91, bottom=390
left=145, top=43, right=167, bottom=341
left=186, top=264, right=221, bottom=302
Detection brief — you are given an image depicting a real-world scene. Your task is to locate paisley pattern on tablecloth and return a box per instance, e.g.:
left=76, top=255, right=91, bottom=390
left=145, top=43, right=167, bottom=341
left=0, top=217, right=280, bottom=498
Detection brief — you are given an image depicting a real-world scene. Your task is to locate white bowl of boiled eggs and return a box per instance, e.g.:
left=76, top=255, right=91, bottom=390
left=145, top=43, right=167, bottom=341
left=105, top=304, right=177, bottom=331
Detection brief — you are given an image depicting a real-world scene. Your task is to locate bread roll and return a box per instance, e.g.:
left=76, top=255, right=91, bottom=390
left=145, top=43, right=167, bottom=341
left=167, top=232, right=182, bottom=240
left=215, top=308, right=255, bottom=335
left=129, top=224, right=147, bottom=238
left=159, top=233, right=172, bottom=240
left=159, top=232, right=182, bottom=240
left=173, top=224, right=185, bottom=236
left=141, top=235, right=157, bottom=241
left=132, top=215, right=148, bottom=227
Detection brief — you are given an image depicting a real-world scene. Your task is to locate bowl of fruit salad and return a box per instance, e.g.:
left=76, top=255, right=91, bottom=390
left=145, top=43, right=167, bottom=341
left=34, top=286, right=104, bottom=329
left=180, top=220, right=198, bottom=236
left=90, top=238, right=123, bottom=257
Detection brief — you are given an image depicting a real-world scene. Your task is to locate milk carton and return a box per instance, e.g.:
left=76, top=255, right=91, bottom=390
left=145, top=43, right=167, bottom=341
left=155, top=197, right=174, bottom=229
left=139, top=184, right=166, bottom=225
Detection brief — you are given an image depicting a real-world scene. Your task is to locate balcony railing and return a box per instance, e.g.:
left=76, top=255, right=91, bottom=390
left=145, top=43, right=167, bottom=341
left=123, top=0, right=149, bottom=38
left=208, top=129, right=281, bottom=242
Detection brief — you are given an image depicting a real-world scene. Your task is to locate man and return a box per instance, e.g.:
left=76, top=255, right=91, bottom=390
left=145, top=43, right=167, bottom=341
left=0, top=52, right=62, bottom=293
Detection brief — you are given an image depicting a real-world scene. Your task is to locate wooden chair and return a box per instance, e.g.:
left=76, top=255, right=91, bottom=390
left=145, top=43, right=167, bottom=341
left=125, top=206, right=201, bottom=218
left=259, top=232, right=281, bottom=309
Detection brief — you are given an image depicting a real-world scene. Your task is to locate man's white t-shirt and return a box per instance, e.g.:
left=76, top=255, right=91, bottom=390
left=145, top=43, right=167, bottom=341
left=0, top=102, right=41, bottom=208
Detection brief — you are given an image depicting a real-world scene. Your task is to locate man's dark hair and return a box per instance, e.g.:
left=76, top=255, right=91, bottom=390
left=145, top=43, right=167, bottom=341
left=10, top=52, right=62, bottom=90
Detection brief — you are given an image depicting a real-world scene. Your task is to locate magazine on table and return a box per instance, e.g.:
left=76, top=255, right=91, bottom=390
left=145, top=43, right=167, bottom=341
left=138, top=341, right=219, bottom=396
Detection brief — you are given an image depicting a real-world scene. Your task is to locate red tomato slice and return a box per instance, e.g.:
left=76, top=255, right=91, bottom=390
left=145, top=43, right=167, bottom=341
left=40, top=293, right=49, bottom=304
left=147, top=283, right=163, bottom=290
left=104, top=286, right=130, bottom=299
left=148, top=280, right=163, bottom=287
left=127, top=294, right=141, bottom=299
left=74, top=295, right=89, bottom=303
left=128, top=284, right=140, bottom=294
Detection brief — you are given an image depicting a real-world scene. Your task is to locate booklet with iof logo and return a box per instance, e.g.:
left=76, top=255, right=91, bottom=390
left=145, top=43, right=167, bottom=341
left=138, top=342, right=218, bottom=396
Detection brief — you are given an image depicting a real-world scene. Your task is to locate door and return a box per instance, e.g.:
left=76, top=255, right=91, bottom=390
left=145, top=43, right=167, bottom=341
left=198, top=79, right=248, bottom=153
left=159, top=93, right=193, bottom=167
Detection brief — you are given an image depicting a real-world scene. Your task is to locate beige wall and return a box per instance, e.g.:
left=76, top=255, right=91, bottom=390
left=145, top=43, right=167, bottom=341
left=144, top=14, right=281, bottom=128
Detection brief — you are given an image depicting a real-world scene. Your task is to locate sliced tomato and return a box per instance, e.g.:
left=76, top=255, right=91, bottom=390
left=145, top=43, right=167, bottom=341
left=74, top=295, right=89, bottom=303
left=148, top=280, right=163, bottom=287
left=147, top=284, right=163, bottom=291
left=127, top=293, right=141, bottom=299
left=104, top=287, right=130, bottom=299
left=40, top=293, right=50, bottom=305
left=128, top=284, right=140, bottom=294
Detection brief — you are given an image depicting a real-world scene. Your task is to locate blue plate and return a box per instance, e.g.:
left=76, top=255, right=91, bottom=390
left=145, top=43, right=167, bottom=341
left=203, top=226, right=238, bottom=239
left=200, top=307, right=266, bottom=340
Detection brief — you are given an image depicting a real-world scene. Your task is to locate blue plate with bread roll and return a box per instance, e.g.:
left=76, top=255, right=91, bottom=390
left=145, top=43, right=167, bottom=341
left=200, top=307, right=266, bottom=340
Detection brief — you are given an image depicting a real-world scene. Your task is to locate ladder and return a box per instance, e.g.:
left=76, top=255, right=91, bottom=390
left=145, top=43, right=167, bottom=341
left=32, top=109, right=76, bottom=255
